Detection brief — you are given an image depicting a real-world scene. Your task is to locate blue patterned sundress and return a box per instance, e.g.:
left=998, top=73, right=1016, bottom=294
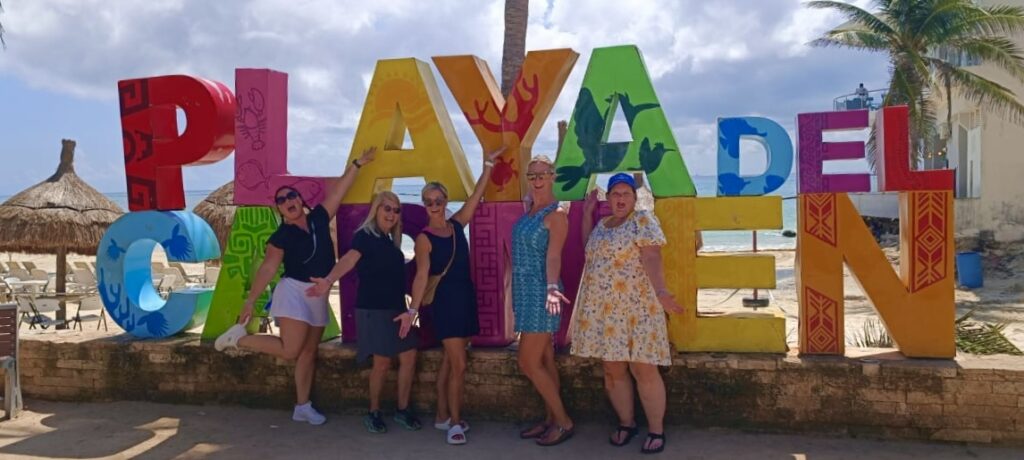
left=511, top=202, right=562, bottom=333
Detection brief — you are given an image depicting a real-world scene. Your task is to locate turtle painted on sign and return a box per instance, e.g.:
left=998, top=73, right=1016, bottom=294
left=490, top=155, right=519, bottom=192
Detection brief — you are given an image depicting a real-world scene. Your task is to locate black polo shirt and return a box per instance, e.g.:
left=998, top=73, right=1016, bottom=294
left=268, top=205, right=336, bottom=282
left=351, top=228, right=406, bottom=311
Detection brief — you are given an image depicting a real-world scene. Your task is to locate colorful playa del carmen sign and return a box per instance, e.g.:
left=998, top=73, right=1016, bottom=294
left=102, top=44, right=956, bottom=359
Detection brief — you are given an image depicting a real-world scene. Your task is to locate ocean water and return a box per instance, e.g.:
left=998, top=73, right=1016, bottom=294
left=0, top=176, right=798, bottom=252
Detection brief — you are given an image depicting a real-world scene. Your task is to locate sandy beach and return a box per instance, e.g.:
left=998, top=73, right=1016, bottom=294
left=4, top=245, right=1022, bottom=352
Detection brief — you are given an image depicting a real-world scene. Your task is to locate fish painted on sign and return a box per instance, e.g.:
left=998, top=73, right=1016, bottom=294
left=106, top=239, right=126, bottom=261
left=162, top=224, right=193, bottom=260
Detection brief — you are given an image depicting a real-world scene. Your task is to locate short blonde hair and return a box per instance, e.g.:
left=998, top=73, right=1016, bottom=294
left=357, top=191, right=402, bottom=248
left=421, top=181, right=449, bottom=200
left=528, top=155, right=555, bottom=172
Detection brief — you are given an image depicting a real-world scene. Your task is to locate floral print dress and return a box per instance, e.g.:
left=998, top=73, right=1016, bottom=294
left=570, top=210, right=671, bottom=366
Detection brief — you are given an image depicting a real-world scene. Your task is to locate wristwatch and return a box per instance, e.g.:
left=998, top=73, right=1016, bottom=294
left=546, top=283, right=560, bottom=291
left=352, top=159, right=363, bottom=169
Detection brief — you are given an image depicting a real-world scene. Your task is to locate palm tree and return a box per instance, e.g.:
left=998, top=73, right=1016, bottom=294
left=0, top=0, right=7, bottom=49
left=501, top=0, right=529, bottom=98
left=809, top=0, right=1024, bottom=165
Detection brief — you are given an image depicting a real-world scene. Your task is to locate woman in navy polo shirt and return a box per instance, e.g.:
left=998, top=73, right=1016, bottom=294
left=215, top=147, right=376, bottom=426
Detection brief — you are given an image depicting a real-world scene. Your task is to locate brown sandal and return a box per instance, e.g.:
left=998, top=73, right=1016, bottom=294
left=519, top=422, right=550, bottom=439
left=536, top=425, right=574, bottom=447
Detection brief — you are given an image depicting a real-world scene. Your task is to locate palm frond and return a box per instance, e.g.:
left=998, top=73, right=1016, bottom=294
left=936, top=60, right=1024, bottom=125
left=944, top=36, right=1024, bottom=83
left=809, top=29, right=891, bottom=51
left=805, top=1, right=896, bottom=36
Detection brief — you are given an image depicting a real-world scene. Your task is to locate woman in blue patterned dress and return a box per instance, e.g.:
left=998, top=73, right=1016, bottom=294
left=511, top=156, right=575, bottom=447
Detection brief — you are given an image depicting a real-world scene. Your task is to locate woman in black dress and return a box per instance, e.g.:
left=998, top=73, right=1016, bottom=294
left=409, top=147, right=503, bottom=445
left=306, top=191, right=420, bottom=434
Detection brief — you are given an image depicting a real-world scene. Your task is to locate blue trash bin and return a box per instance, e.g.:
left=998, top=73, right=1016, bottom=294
left=955, top=251, right=983, bottom=288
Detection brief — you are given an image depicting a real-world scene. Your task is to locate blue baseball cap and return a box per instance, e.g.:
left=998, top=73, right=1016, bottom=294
left=607, top=173, right=637, bottom=191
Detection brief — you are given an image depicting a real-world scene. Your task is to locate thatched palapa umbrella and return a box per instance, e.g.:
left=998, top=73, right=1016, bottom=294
left=0, top=139, right=123, bottom=323
left=193, top=181, right=236, bottom=253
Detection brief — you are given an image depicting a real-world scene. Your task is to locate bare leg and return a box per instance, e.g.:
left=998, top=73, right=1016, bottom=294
left=603, top=361, right=635, bottom=443
left=369, top=355, right=392, bottom=412
left=630, top=362, right=667, bottom=451
left=397, top=349, right=417, bottom=410
left=293, top=325, right=324, bottom=405
left=435, top=351, right=451, bottom=423
left=442, top=338, right=468, bottom=425
left=237, top=317, right=309, bottom=361
left=541, top=339, right=560, bottom=423
left=519, top=333, right=573, bottom=444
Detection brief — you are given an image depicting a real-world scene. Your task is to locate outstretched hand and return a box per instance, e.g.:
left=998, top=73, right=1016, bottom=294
left=657, top=291, right=684, bottom=315
left=393, top=311, right=415, bottom=338
left=357, top=146, right=377, bottom=166
left=584, top=188, right=600, bottom=214
left=486, top=146, right=507, bottom=164
left=546, top=289, right=570, bottom=316
left=305, top=277, right=333, bottom=297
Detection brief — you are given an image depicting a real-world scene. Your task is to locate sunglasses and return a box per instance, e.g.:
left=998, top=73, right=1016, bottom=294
left=380, top=204, right=402, bottom=214
left=526, top=172, right=553, bottom=181
left=423, top=198, right=446, bottom=207
left=275, top=190, right=300, bottom=205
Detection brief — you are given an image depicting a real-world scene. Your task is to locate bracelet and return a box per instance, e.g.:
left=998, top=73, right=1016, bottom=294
left=407, top=308, right=418, bottom=317
left=546, top=283, right=559, bottom=291
left=352, top=159, right=363, bottom=169
left=484, top=160, right=495, bottom=168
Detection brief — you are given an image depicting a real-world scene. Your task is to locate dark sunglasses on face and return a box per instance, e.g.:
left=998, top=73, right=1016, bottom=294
left=526, top=172, right=553, bottom=181
left=380, top=204, right=401, bottom=214
left=275, top=190, right=300, bottom=205
left=423, top=198, right=446, bottom=207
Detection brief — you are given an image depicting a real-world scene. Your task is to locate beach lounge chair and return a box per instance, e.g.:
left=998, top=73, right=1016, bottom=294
left=0, top=302, right=22, bottom=420
left=29, top=270, right=49, bottom=282
left=0, top=262, right=7, bottom=274
left=168, top=262, right=198, bottom=283
left=69, top=295, right=107, bottom=331
left=74, top=261, right=92, bottom=272
left=204, top=267, right=220, bottom=286
left=158, top=274, right=178, bottom=293
left=72, top=269, right=98, bottom=292
left=0, top=279, right=13, bottom=302
left=7, top=269, right=30, bottom=283
left=20, top=262, right=38, bottom=272
left=5, top=262, right=22, bottom=272
left=151, top=262, right=167, bottom=273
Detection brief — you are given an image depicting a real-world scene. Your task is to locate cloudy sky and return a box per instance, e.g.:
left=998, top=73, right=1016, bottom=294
left=0, top=0, right=887, bottom=197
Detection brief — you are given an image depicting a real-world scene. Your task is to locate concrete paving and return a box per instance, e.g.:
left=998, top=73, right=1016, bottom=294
left=0, top=400, right=1021, bottom=459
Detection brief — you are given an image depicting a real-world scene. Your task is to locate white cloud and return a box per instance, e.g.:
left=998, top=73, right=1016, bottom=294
left=0, top=0, right=891, bottom=191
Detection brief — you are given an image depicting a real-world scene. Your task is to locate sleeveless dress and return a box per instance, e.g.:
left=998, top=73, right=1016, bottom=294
left=424, top=219, right=479, bottom=340
left=511, top=202, right=562, bottom=334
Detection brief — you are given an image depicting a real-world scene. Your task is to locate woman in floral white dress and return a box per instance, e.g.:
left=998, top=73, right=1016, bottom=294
left=570, top=173, right=683, bottom=455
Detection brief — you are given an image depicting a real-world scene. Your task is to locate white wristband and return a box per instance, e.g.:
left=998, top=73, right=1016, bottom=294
left=484, top=160, right=495, bottom=168
left=547, top=283, right=559, bottom=291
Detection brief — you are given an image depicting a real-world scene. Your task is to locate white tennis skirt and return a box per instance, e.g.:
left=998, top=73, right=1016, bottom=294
left=270, top=277, right=330, bottom=327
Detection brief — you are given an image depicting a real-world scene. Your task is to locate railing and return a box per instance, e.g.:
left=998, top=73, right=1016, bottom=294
left=833, top=88, right=887, bottom=111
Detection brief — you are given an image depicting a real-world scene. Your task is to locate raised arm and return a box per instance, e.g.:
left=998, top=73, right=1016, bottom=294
left=640, top=245, right=684, bottom=315
left=544, top=208, right=571, bottom=314
left=306, top=249, right=362, bottom=297
left=238, top=245, right=284, bottom=324
left=408, top=234, right=433, bottom=311
left=452, top=147, right=505, bottom=226
left=580, top=188, right=600, bottom=248
left=322, top=146, right=376, bottom=220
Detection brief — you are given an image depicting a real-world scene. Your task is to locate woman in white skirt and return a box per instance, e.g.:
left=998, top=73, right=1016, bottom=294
left=215, top=147, right=376, bottom=425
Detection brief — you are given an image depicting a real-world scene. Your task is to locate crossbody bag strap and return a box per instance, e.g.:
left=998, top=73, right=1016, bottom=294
left=439, top=223, right=457, bottom=277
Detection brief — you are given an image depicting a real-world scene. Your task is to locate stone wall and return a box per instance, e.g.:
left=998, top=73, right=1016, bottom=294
left=10, top=333, right=1024, bottom=445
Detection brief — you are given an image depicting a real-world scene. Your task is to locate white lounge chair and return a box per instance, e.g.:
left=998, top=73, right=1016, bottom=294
left=0, top=302, right=23, bottom=420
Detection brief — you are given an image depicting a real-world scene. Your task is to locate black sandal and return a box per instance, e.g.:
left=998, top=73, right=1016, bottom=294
left=609, top=424, right=639, bottom=447
left=641, top=432, right=666, bottom=454
left=536, top=425, right=574, bottom=447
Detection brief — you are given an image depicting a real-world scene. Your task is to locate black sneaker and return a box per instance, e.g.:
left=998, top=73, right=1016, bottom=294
left=364, top=410, right=387, bottom=433
left=393, top=407, right=422, bottom=431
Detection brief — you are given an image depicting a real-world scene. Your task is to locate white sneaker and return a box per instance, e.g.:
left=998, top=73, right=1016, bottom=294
left=434, top=417, right=470, bottom=432
left=214, top=324, right=247, bottom=352
left=292, top=402, right=327, bottom=426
